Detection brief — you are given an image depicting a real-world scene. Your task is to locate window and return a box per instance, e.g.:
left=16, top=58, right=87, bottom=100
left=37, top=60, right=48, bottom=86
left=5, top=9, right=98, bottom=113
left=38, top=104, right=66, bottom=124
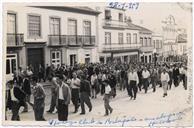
left=6, top=60, right=10, bottom=74
left=83, top=21, right=91, bottom=35
left=68, top=19, right=77, bottom=35
left=119, top=13, right=123, bottom=22
left=126, top=33, right=131, bottom=44
left=148, top=38, right=151, bottom=46
left=50, top=17, right=60, bottom=35
left=140, top=37, right=143, bottom=46
left=70, top=54, right=76, bottom=66
left=28, top=15, right=41, bottom=37
left=105, top=10, right=111, bottom=20
left=133, top=33, right=137, bottom=44
left=160, top=40, right=162, bottom=48
left=144, top=38, right=147, bottom=46
left=105, top=32, right=111, bottom=44
left=7, top=13, right=16, bottom=33
left=118, top=33, right=123, bottom=44
left=153, top=40, right=156, bottom=48
left=156, top=40, right=159, bottom=48
left=183, top=45, right=186, bottom=53
left=51, top=51, right=61, bottom=67
left=6, top=54, right=17, bottom=75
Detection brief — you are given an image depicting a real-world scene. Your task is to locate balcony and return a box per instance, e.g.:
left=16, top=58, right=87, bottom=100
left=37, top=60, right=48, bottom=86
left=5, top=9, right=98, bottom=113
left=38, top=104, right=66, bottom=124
left=140, top=45, right=154, bottom=52
left=48, top=35, right=95, bottom=47
left=79, top=35, right=95, bottom=46
left=103, top=19, right=128, bottom=29
left=7, top=33, right=24, bottom=47
left=103, top=43, right=141, bottom=52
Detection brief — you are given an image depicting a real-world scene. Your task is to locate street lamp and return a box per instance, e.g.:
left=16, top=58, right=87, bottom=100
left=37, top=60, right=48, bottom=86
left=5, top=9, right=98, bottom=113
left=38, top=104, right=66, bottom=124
left=153, top=48, right=157, bottom=66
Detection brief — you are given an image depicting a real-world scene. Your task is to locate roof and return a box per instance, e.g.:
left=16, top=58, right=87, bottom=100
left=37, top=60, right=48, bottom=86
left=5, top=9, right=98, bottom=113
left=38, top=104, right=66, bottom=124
left=29, top=6, right=101, bottom=15
left=133, top=24, right=153, bottom=34
left=177, top=34, right=187, bottom=43
left=126, top=22, right=141, bottom=30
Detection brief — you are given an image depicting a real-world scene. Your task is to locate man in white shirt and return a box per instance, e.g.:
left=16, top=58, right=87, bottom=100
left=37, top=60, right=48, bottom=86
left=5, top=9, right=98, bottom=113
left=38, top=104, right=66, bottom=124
left=142, top=67, right=150, bottom=93
left=128, top=68, right=139, bottom=100
left=161, top=68, right=170, bottom=97
left=103, top=80, right=113, bottom=116
left=26, top=66, right=33, bottom=76
left=56, top=75, right=71, bottom=121
left=70, top=72, right=80, bottom=113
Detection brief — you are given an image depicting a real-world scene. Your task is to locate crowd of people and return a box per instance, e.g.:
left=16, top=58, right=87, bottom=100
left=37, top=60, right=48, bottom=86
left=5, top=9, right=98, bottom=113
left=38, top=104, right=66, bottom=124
left=5, top=61, right=188, bottom=121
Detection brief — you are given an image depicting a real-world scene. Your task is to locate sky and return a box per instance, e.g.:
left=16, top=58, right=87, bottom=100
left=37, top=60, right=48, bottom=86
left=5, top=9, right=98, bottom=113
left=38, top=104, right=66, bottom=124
left=126, top=2, right=192, bottom=34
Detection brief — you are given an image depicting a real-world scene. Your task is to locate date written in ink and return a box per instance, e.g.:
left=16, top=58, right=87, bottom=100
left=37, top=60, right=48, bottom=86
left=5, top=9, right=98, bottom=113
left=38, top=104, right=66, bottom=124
left=108, top=2, right=139, bottom=10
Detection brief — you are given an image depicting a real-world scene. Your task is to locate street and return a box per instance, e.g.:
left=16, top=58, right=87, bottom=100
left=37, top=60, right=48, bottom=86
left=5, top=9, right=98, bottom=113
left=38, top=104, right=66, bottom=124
left=6, top=82, right=192, bottom=126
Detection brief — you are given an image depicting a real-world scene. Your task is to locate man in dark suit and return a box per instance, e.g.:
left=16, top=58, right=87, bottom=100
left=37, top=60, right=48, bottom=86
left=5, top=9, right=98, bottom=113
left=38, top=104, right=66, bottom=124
left=173, top=65, right=180, bottom=87
left=79, top=74, right=92, bottom=115
left=56, top=75, right=71, bottom=121
left=7, top=80, right=25, bottom=121
left=22, top=71, right=32, bottom=112
left=108, top=72, right=117, bottom=98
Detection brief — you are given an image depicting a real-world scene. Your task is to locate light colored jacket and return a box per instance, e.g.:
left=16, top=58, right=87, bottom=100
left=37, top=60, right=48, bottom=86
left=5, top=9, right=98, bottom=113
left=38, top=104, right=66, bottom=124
left=56, top=82, right=71, bottom=105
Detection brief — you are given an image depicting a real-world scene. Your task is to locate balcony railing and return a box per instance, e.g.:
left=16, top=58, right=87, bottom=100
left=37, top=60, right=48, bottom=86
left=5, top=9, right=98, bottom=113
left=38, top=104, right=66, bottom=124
left=140, top=45, right=154, bottom=52
left=7, top=33, right=24, bottom=47
left=48, top=35, right=95, bottom=47
left=103, top=19, right=128, bottom=28
left=103, top=43, right=141, bottom=52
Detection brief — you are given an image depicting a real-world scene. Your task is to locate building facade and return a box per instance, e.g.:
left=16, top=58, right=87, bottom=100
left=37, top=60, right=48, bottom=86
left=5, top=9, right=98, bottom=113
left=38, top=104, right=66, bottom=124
left=97, top=7, right=141, bottom=64
left=162, top=15, right=178, bottom=60
left=137, top=25, right=154, bottom=63
left=176, top=29, right=187, bottom=56
left=4, top=4, right=100, bottom=80
left=152, top=34, right=164, bottom=62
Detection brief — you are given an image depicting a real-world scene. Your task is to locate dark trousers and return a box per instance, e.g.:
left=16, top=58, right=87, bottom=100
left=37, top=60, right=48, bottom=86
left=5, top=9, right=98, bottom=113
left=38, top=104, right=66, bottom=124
left=38, top=72, right=45, bottom=82
left=58, top=99, right=68, bottom=121
left=120, top=78, right=125, bottom=91
left=49, top=90, right=57, bottom=112
left=34, top=99, right=45, bottom=121
left=71, top=88, right=80, bottom=111
left=101, top=82, right=105, bottom=95
left=143, top=78, right=149, bottom=93
left=174, top=78, right=179, bottom=87
left=11, top=101, right=20, bottom=121
left=182, top=74, right=187, bottom=90
left=23, top=95, right=31, bottom=111
left=104, top=94, right=112, bottom=115
left=151, top=78, right=156, bottom=92
left=128, top=81, right=137, bottom=99
left=168, top=79, right=173, bottom=90
left=80, top=92, right=92, bottom=113
left=138, top=78, right=142, bottom=91
left=111, top=87, right=116, bottom=98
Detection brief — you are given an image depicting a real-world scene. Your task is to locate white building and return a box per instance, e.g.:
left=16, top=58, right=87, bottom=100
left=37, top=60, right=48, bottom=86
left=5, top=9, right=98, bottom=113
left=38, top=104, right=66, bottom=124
left=176, top=33, right=187, bottom=55
left=152, top=34, right=164, bottom=62
left=97, top=7, right=141, bottom=63
left=4, top=4, right=100, bottom=80
left=137, top=25, right=154, bottom=63
left=162, top=15, right=178, bottom=58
